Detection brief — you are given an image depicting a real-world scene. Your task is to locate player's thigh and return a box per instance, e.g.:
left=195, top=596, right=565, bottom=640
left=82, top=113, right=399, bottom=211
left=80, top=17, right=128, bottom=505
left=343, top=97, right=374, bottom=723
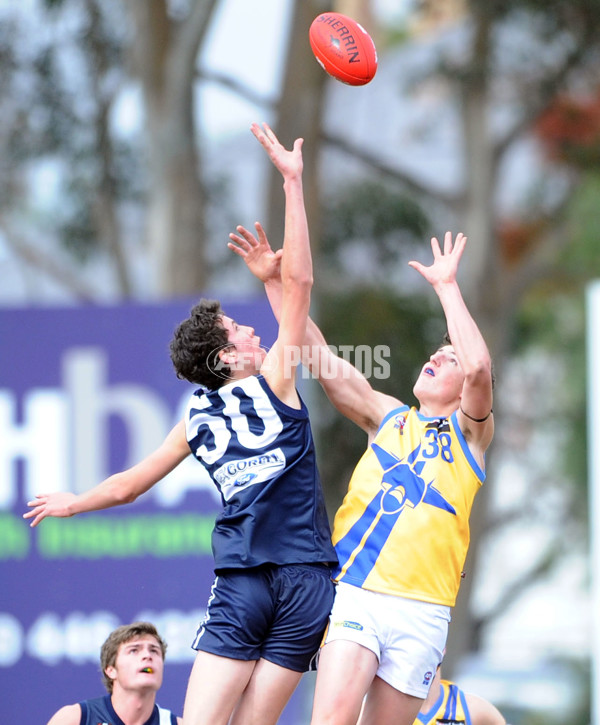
left=182, top=650, right=256, bottom=725
left=230, top=657, right=303, bottom=725
left=310, top=639, right=379, bottom=725
left=262, top=563, right=335, bottom=671
left=359, top=674, right=423, bottom=725
left=191, top=569, right=274, bottom=660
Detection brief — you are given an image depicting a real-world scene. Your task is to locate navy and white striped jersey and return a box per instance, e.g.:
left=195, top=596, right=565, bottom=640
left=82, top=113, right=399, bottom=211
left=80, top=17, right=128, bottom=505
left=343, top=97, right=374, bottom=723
left=185, top=375, right=337, bottom=570
left=78, top=694, right=178, bottom=724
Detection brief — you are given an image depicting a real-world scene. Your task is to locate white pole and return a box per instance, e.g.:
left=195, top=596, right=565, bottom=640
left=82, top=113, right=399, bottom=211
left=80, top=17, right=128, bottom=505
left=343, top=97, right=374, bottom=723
left=587, top=280, right=600, bottom=725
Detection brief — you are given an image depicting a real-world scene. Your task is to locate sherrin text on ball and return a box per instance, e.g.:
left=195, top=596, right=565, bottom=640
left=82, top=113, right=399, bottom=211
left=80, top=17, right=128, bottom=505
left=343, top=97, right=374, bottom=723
left=309, top=12, right=377, bottom=86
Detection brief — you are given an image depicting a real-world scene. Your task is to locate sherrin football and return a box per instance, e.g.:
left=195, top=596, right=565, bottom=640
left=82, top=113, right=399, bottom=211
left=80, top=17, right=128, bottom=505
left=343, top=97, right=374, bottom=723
left=309, top=12, right=377, bottom=86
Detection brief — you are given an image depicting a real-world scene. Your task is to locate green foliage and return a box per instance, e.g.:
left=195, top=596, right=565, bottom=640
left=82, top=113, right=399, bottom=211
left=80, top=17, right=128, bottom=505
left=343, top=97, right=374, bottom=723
left=518, top=292, right=588, bottom=515
left=315, top=287, right=443, bottom=512
left=510, top=173, right=600, bottom=521
left=469, top=0, right=600, bottom=29
left=564, top=172, right=600, bottom=274
left=498, top=657, right=590, bottom=724
left=321, top=288, right=444, bottom=401
left=0, top=0, right=142, bottom=263
left=319, top=180, right=429, bottom=281
left=312, top=179, right=439, bottom=511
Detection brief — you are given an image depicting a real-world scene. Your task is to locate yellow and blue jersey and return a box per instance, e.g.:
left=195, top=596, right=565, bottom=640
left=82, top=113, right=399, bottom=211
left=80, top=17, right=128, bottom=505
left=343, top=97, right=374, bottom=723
left=332, top=406, right=484, bottom=606
left=416, top=679, right=471, bottom=724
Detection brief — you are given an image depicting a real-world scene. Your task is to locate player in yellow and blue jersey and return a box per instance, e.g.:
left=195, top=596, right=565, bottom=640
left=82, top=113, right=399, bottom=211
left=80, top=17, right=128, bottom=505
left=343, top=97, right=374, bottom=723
left=229, top=226, right=494, bottom=725
left=415, top=664, right=506, bottom=725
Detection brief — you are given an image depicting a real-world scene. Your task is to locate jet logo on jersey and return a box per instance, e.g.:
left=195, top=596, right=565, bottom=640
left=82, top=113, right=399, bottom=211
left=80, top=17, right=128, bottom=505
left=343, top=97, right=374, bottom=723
left=372, top=442, right=456, bottom=516
left=334, top=442, right=456, bottom=584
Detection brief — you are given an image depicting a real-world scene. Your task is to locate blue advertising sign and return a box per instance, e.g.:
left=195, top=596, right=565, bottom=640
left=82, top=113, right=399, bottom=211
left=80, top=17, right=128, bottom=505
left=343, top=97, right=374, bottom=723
left=0, top=299, right=311, bottom=723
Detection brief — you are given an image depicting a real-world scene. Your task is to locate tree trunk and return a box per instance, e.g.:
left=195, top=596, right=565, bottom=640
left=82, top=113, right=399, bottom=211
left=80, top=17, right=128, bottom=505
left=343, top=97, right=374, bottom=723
left=128, top=0, right=218, bottom=298
left=444, top=5, right=502, bottom=675
left=266, top=0, right=329, bottom=259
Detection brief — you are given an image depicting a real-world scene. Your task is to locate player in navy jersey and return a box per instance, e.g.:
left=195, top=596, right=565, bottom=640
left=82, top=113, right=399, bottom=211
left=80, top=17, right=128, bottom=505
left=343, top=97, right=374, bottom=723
left=25, top=123, right=337, bottom=725
left=45, top=622, right=181, bottom=725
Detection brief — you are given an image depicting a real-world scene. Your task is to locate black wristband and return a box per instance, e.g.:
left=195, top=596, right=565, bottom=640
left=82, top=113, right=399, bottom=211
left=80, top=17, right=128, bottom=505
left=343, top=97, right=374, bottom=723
left=459, top=406, right=492, bottom=423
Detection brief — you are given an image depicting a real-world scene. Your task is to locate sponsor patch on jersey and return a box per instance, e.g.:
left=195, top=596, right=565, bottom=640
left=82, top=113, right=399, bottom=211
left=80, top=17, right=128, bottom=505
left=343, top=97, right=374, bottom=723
left=215, top=448, right=286, bottom=500
left=422, top=669, right=433, bottom=685
left=334, top=620, right=364, bottom=631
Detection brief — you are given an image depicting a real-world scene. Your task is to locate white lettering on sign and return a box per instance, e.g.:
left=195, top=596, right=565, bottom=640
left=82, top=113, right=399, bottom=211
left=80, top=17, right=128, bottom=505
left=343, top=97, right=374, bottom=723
left=0, top=347, right=218, bottom=510
left=0, top=609, right=203, bottom=667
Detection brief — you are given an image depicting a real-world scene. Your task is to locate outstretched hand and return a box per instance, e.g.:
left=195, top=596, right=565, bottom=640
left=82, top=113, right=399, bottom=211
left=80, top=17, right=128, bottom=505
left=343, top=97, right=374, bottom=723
left=228, top=222, right=282, bottom=283
left=408, top=231, right=467, bottom=288
left=250, top=122, right=303, bottom=180
left=23, top=492, right=77, bottom=528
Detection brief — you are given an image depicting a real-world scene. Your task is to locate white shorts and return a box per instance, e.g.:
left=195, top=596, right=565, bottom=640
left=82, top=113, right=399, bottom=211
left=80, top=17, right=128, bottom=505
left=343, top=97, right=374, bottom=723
left=323, top=582, right=451, bottom=698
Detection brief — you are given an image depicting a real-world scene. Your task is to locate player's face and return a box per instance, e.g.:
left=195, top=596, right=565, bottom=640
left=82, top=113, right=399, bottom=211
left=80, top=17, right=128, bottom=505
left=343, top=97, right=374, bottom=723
left=221, top=315, right=266, bottom=372
left=106, top=635, right=164, bottom=694
left=413, top=345, right=465, bottom=404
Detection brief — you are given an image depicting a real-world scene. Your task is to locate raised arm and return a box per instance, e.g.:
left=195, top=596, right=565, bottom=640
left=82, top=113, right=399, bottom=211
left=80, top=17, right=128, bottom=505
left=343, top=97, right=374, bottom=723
left=299, top=308, right=401, bottom=438
left=24, top=421, right=190, bottom=527
left=228, top=223, right=400, bottom=437
left=409, top=232, right=494, bottom=452
left=248, top=123, right=312, bottom=407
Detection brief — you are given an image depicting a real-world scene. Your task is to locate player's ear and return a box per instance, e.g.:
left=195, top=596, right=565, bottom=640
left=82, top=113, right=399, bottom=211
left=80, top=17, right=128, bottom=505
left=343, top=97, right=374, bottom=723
left=218, top=346, right=237, bottom=365
left=105, top=665, right=117, bottom=682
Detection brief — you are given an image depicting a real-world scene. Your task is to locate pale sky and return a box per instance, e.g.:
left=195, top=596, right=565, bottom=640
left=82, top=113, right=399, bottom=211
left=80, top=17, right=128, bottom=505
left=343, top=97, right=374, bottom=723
left=199, top=0, right=292, bottom=138
left=197, top=0, right=410, bottom=139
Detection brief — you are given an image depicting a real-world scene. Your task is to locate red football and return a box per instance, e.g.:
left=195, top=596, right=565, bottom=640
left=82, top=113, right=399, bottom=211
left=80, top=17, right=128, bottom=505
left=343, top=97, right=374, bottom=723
left=309, top=12, right=377, bottom=86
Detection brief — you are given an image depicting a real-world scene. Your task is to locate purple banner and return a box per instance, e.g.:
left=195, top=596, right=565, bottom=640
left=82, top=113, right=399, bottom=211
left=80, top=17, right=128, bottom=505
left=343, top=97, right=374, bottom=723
left=0, top=299, right=310, bottom=723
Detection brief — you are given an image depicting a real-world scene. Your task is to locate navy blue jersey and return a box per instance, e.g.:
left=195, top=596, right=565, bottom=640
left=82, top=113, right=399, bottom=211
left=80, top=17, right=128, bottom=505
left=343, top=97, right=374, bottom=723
left=184, top=375, right=337, bottom=570
left=79, top=694, right=178, bottom=725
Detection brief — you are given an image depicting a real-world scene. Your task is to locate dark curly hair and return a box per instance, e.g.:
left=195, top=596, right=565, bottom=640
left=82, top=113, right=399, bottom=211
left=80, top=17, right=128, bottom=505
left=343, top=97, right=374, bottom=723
left=170, top=299, right=231, bottom=389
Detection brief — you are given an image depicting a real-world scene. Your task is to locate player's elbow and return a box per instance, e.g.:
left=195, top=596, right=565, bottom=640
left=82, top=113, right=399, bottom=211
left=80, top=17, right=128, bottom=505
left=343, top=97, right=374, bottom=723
left=110, top=475, right=142, bottom=505
left=113, top=487, right=139, bottom=505
left=282, top=268, right=313, bottom=291
left=464, top=357, right=493, bottom=388
left=122, top=490, right=140, bottom=505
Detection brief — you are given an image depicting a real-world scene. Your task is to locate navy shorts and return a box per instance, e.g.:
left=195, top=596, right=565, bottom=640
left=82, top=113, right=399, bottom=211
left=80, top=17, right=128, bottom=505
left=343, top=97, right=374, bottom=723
left=191, top=563, right=335, bottom=672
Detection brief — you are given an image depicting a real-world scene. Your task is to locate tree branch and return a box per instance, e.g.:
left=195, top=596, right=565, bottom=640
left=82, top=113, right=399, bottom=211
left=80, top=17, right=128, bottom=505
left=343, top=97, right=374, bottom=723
left=170, top=0, right=219, bottom=99
left=320, top=130, right=463, bottom=207
left=503, top=181, right=581, bottom=304
left=494, top=31, right=597, bottom=163
left=197, top=68, right=277, bottom=109
left=0, top=228, right=99, bottom=302
left=475, top=537, right=564, bottom=632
